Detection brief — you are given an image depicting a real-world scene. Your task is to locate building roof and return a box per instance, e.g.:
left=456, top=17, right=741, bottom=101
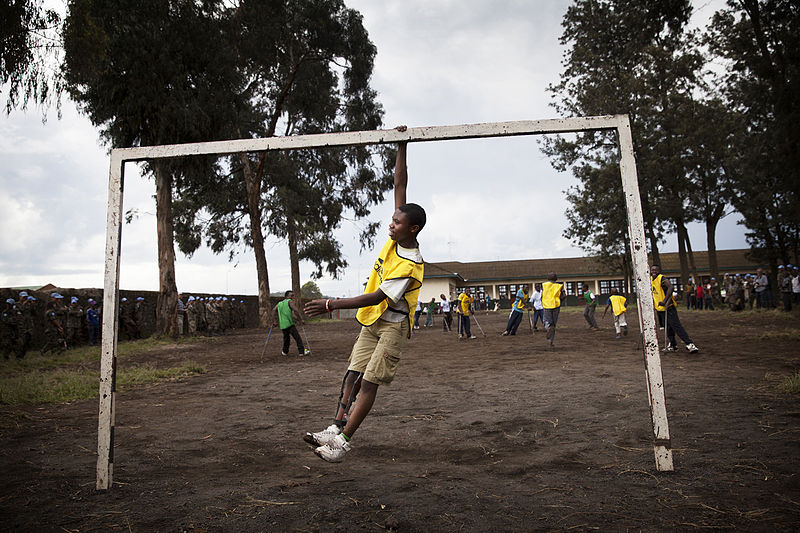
left=424, top=249, right=758, bottom=282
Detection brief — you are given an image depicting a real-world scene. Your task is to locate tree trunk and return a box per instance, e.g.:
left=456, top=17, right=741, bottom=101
left=240, top=152, right=272, bottom=327
left=675, top=219, right=690, bottom=289
left=647, top=227, right=661, bottom=269
left=706, top=217, right=719, bottom=281
left=287, top=221, right=303, bottom=319
left=685, top=226, right=698, bottom=284
left=154, top=162, right=178, bottom=337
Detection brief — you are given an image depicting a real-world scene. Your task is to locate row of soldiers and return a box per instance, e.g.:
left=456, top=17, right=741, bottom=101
left=177, top=295, right=248, bottom=337
left=1, top=291, right=103, bottom=359
left=1, top=290, right=252, bottom=360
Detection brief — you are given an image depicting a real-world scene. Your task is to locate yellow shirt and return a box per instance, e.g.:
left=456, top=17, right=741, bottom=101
left=609, top=295, right=627, bottom=316
left=458, top=293, right=473, bottom=316
left=542, top=282, right=563, bottom=309
left=650, top=274, right=676, bottom=311
left=356, top=239, right=424, bottom=337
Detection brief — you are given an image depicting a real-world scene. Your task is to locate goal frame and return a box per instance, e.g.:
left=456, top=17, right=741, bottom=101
left=97, top=114, right=673, bottom=490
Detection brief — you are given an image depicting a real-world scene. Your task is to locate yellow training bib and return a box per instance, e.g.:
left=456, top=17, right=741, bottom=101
left=356, top=239, right=424, bottom=338
left=542, top=282, right=563, bottom=309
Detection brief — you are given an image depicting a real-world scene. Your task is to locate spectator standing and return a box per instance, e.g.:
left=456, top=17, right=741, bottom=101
left=86, top=299, right=100, bottom=346
left=754, top=268, right=770, bottom=309
left=792, top=266, right=800, bottom=304
left=440, top=293, right=452, bottom=332
left=529, top=283, right=544, bottom=331
left=778, top=265, right=792, bottom=311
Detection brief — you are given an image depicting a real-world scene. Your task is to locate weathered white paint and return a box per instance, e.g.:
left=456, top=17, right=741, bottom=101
left=617, top=117, right=674, bottom=471
left=97, top=151, right=124, bottom=489
left=97, top=114, right=673, bottom=489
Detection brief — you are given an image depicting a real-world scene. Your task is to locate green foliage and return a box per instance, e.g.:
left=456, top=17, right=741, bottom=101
left=779, top=371, right=800, bottom=394
left=171, top=0, right=390, bottom=280
left=545, top=0, right=704, bottom=273
left=301, top=281, right=323, bottom=299
left=1, top=0, right=62, bottom=114
left=704, top=0, right=800, bottom=267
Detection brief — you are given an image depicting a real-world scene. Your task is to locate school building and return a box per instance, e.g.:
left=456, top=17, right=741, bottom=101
left=420, top=248, right=759, bottom=308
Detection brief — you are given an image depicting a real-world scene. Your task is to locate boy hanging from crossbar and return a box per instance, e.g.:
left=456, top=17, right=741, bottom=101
left=302, top=126, right=425, bottom=462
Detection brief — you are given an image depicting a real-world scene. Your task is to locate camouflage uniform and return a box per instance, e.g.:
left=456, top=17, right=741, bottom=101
left=41, top=297, right=66, bottom=355
left=206, top=299, right=219, bottom=336
left=1, top=301, right=23, bottom=359
left=66, top=300, right=84, bottom=348
left=18, top=296, right=35, bottom=358
left=186, top=298, right=198, bottom=335
left=119, top=298, right=138, bottom=340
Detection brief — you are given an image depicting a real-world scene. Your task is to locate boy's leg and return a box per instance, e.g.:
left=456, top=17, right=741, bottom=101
left=464, top=316, right=472, bottom=337
left=289, top=325, right=305, bottom=354
left=588, top=305, right=598, bottom=328
left=666, top=307, right=693, bottom=346
left=550, top=308, right=560, bottom=344
left=614, top=315, right=621, bottom=336
left=619, top=312, right=628, bottom=335
left=509, top=311, right=522, bottom=335
left=282, top=328, right=291, bottom=355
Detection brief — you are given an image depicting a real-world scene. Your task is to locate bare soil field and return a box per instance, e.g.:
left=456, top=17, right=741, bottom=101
left=1, top=308, right=799, bottom=532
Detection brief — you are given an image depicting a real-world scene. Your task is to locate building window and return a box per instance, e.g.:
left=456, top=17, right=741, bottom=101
left=497, top=285, right=508, bottom=300
left=599, top=279, right=627, bottom=294
left=565, top=282, right=576, bottom=296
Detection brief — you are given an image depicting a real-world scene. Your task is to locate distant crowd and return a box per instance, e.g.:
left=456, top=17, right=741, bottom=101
left=0, top=291, right=249, bottom=360
left=686, top=265, right=799, bottom=312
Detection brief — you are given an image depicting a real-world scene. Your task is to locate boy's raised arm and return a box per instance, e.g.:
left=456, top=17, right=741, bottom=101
left=394, top=125, right=408, bottom=210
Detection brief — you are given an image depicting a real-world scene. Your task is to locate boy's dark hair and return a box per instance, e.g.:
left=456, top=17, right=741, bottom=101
left=398, top=203, right=426, bottom=233
left=284, top=290, right=292, bottom=297
left=548, top=271, right=558, bottom=282
left=583, top=283, right=589, bottom=290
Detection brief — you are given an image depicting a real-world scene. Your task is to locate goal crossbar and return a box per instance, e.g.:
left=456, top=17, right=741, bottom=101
left=97, top=114, right=673, bottom=490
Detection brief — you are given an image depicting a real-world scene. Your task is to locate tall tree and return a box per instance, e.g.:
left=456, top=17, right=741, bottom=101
left=173, top=0, right=389, bottom=326
left=705, top=0, right=800, bottom=273
left=545, top=0, right=704, bottom=282
left=1, top=0, right=62, bottom=114
left=63, top=0, right=238, bottom=335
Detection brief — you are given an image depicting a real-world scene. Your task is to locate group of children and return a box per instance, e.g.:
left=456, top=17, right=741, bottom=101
left=290, top=129, right=699, bottom=465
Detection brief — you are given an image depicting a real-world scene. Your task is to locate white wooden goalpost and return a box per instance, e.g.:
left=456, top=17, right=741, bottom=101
left=97, top=114, right=673, bottom=490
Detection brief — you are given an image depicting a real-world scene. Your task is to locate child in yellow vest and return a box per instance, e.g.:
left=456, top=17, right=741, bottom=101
left=651, top=264, right=699, bottom=353
left=303, top=127, right=425, bottom=462
left=542, top=272, right=566, bottom=348
left=602, top=288, right=628, bottom=339
left=457, top=291, right=476, bottom=339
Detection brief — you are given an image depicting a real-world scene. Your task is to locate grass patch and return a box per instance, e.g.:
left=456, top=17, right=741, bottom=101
left=0, top=335, right=213, bottom=376
left=758, top=329, right=800, bottom=342
left=778, top=371, right=800, bottom=394
left=0, top=361, right=205, bottom=405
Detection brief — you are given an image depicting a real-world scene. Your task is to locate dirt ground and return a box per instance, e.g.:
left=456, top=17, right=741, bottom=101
left=1, top=307, right=799, bottom=532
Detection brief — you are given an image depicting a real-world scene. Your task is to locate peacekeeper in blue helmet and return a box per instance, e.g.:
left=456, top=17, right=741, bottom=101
left=41, top=293, right=67, bottom=355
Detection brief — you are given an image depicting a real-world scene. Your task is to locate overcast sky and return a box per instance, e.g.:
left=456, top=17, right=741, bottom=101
left=0, top=0, right=744, bottom=298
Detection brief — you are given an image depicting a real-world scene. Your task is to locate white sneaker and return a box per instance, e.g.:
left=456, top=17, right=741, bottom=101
left=315, top=433, right=351, bottom=462
left=686, top=343, right=699, bottom=353
left=664, top=344, right=676, bottom=352
left=302, top=349, right=311, bottom=356
left=303, top=423, right=342, bottom=447
left=281, top=351, right=288, bottom=356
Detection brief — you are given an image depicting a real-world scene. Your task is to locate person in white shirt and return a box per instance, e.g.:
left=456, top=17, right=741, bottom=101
left=440, top=293, right=452, bottom=332
left=529, top=283, right=544, bottom=331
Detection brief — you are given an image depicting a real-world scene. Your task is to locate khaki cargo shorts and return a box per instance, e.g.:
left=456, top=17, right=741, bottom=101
left=348, top=319, right=408, bottom=385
